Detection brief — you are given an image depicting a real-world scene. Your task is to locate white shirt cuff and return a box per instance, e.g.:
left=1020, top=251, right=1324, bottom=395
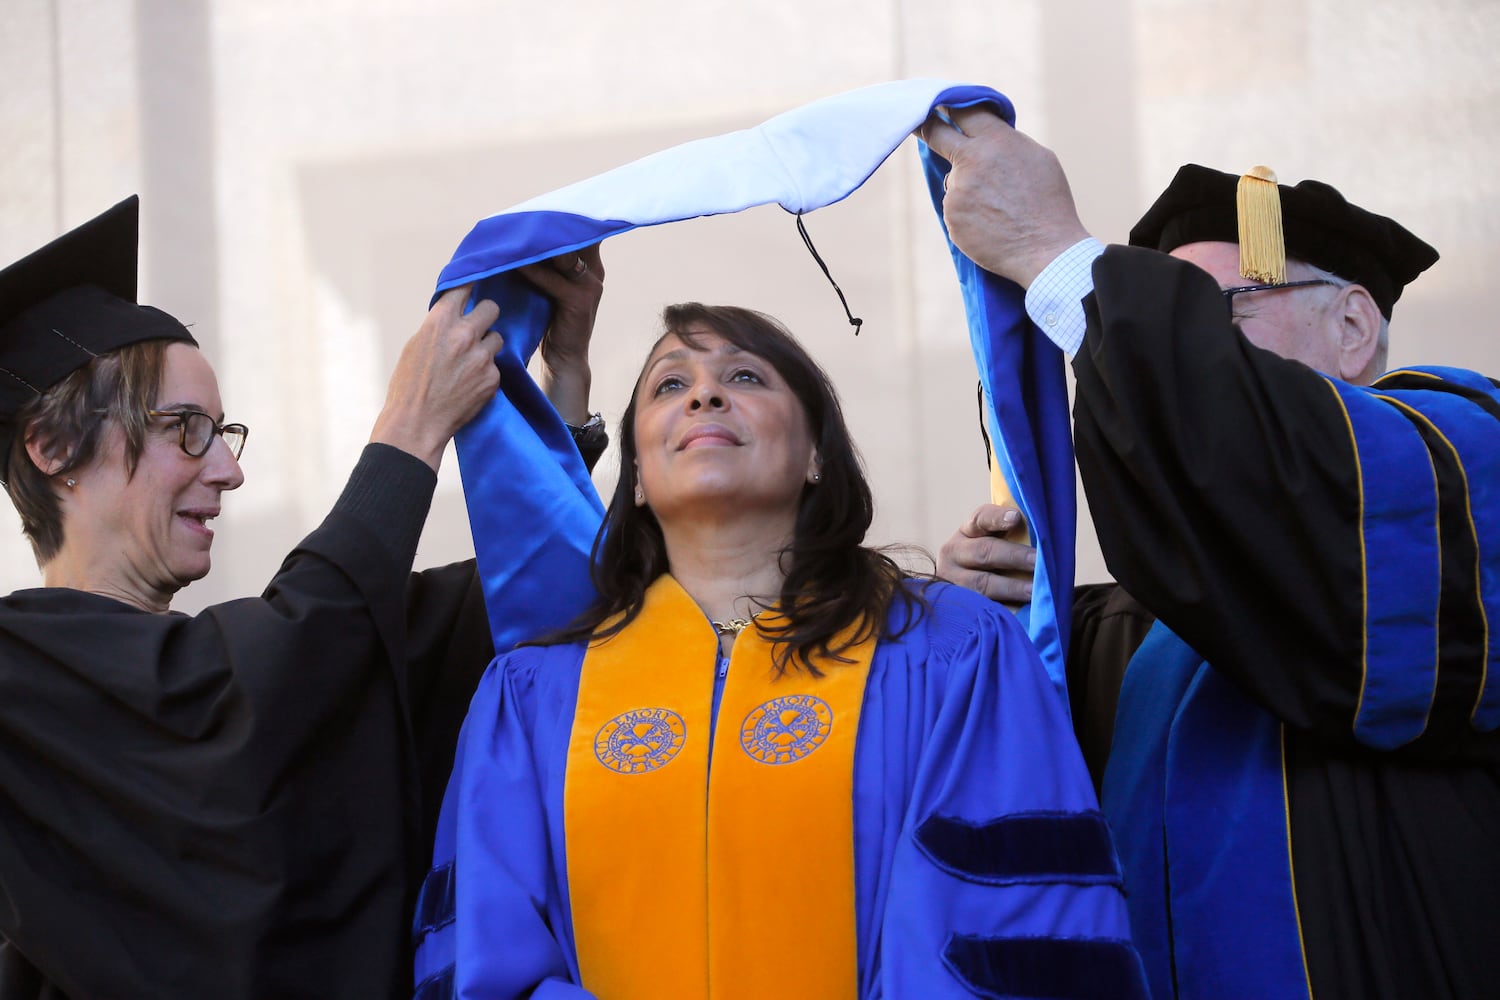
left=1025, top=237, right=1104, bottom=357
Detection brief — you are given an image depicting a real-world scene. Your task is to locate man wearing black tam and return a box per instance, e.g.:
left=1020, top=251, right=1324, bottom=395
left=923, top=111, right=1499, bottom=1000
left=0, top=198, right=608, bottom=998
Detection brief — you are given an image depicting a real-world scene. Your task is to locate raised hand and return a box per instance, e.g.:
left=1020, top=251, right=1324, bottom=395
left=519, top=245, right=605, bottom=427
left=920, top=108, right=1090, bottom=287
left=370, top=285, right=503, bottom=472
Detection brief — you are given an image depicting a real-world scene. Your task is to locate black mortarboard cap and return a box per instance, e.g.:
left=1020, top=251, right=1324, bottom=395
left=0, top=195, right=196, bottom=464
left=1128, top=164, right=1439, bottom=319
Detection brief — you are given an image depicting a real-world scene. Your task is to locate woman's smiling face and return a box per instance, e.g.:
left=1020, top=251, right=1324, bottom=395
left=64, top=343, right=244, bottom=607
left=631, top=326, right=817, bottom=524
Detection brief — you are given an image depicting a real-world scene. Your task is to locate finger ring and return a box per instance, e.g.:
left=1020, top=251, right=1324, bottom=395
left=943, top=172, right=951, bottom=193
left=570, top=256, right=588, bottom=277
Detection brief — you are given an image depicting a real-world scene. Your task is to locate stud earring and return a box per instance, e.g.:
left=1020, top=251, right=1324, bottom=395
left=65, top=478, right=76, bottom=488
left=810, top=472, right=821, bottom=483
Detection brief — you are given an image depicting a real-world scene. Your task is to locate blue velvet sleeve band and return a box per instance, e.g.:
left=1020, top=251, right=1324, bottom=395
left=914, top=812, right=1122, bottom=887
left=942, top=934, right=1148, bottom=1000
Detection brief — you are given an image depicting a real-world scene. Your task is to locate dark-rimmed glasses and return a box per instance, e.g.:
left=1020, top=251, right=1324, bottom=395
left=1222, top=278, right=1339, bottom=316
left=147, top=409, right=249, bottom=460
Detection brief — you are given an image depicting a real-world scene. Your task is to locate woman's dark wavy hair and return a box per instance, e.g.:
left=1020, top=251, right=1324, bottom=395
left=544, top=302, right=920, bottom=673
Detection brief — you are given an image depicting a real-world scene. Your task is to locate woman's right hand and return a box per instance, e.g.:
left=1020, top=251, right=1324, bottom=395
left=519, top=245, right=605, bottom=427
left=370, top=284, right=503, bottom=472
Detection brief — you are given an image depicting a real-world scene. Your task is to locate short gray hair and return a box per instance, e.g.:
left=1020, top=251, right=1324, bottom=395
left=1293, top=260, right=1390, bottom=377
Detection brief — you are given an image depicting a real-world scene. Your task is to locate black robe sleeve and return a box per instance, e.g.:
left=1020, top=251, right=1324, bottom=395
left=398, top=423, right=613, bottom=845
left=1071, top=245, right=1496, bottom=758
left=403, top=560, right=491, bottom=843
left=1066, top=583, right=1154, bottom=793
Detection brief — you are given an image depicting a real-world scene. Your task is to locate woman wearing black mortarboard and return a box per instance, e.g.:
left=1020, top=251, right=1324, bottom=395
left=0, top=197, right=606, bottom=999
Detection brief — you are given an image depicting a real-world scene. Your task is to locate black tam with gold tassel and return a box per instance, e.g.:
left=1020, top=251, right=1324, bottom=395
left=1128, top=163, right=1438, bottom=318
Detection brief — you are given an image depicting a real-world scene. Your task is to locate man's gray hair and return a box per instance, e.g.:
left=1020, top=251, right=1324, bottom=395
left=1294, top=260, right=1391, bottom=377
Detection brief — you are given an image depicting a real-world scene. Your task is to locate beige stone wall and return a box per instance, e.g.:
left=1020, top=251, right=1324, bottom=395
left=4, top=0, right=1497, bottom=612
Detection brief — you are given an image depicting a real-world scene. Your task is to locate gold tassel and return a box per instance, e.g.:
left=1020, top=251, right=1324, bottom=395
left=1236, top=166, right=1285, bottom=284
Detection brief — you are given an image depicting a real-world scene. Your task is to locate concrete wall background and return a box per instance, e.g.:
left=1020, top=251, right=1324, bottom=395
left=4, top=0, right=1498, bottom=612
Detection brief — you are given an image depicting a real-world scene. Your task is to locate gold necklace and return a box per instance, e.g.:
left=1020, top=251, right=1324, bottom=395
left=710, top=613, right=761, bottom=636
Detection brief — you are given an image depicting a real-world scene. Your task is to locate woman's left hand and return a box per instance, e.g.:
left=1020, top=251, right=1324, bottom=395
left=519, top=245, right=605, bottom=426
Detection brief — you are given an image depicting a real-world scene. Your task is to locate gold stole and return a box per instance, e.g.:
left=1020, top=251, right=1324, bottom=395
left=564, top=575, right=874, bottom=999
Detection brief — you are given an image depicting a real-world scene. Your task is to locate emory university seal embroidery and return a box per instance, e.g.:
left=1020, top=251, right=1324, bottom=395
left=740, top=695, right=833, bottom=765
left=595, top=708, right=687, bottom=774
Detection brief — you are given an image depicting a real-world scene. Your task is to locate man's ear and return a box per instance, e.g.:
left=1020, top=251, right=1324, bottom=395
left=24, top=429, right=68, bottom=478
left=1335, top=284, right=1384, bottom=383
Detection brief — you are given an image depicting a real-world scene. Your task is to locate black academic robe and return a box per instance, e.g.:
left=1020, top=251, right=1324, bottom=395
left=1070, top=246, right=1500, bottom=1000
left=0, top=445, right=494, bottom=1000
left=1066, top=582, right=1154, bottom=796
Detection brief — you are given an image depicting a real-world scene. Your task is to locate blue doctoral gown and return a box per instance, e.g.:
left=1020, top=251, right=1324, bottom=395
left=414, top=582, right=1143, bottom=998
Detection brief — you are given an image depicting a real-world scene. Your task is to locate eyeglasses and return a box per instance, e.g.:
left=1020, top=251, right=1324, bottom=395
left=1221, top=278, right=1339, bottom=316
left=147, top=409, right=249, bottom=460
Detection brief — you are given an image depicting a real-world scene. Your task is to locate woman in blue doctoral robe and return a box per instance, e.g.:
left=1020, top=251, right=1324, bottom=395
left=413, top=303, right=1145, bottom=999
